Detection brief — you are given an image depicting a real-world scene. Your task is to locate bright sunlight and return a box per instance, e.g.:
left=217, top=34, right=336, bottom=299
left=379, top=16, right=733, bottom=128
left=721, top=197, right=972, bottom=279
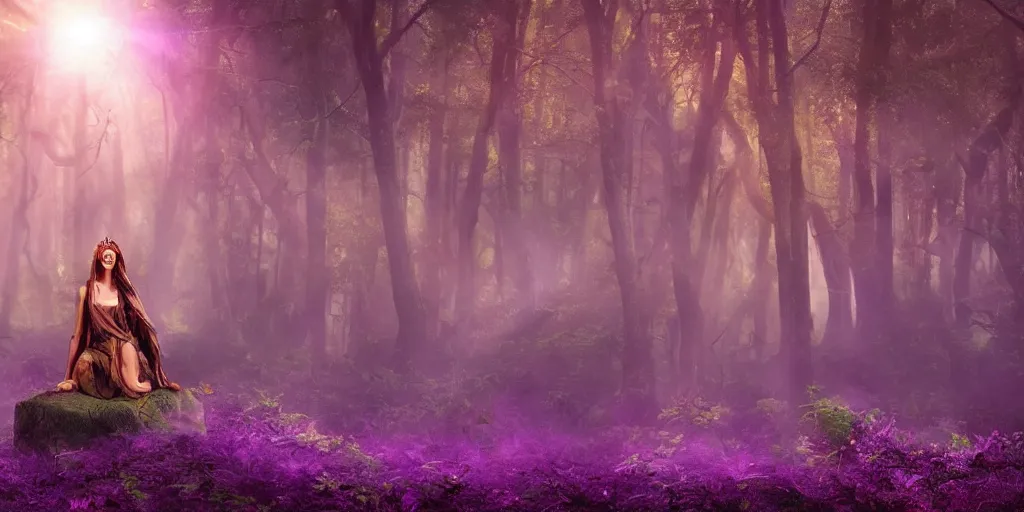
left=45, top=5, right=122, bottom=74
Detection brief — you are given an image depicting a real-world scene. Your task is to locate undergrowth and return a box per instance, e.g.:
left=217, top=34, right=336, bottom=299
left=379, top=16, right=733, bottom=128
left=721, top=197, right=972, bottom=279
left=0, top=382, right=1020, bottom=511
left=1, top=309, right=1023, bottom=510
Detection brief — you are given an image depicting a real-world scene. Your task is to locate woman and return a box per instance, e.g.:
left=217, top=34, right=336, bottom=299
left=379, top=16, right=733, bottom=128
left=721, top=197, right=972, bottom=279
left=55, top=238, right=180, bottom=398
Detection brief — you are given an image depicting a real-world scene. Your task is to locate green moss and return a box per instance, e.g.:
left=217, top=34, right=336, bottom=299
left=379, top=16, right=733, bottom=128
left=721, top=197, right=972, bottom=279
left=801, top=397, right=856, bottom=448
left=120, top=472, right=148, bottom=502
left=13, top=389, right=205, bottom=453
left=951, top=432, right=972, bottom=451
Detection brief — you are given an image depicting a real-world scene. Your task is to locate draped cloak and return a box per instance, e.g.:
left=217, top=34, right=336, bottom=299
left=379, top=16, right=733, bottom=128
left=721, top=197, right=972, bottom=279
left=67, top=282, right=172, bottom=399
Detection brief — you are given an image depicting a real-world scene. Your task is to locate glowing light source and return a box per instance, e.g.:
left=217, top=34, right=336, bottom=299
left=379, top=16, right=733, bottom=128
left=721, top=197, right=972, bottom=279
left=46, top=7, right=122, bottom=73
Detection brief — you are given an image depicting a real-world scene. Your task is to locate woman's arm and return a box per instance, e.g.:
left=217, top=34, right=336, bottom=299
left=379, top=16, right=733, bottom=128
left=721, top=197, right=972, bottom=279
left=63, top=286, right=87, bottom=381
left=119, top=342, right=152, bottom=394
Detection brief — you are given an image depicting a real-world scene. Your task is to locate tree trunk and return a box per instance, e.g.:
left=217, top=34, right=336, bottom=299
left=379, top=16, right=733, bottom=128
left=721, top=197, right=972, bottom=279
left=914, top=188, right=935, bottom=296
left=934, top=161, right=959, bottom=322
left=720, top=109, right=775, bottom=359
left=648, top=11, right=735, bottom=389
left=735, top=0, right=813, bottom=401
left=305, top=3, right=330, bottom=359
left=751, top=220, right=772, bottom=359
left=109, top=126, right=127, bottom=237
left=832, top=123, right=854, bottom=223
left=146, top=2, right=229, bottom=328
left=147, top=120, right=194, bottom=328
left=0, top=89, right=36, bottom=336
left=71, top=79, right=89, bottom=264
left=849, top=0, right=894, bottom=334
left=455, top=0, right=521, bottom=325
left=581, top=0, right=655, bottom=416
left=423, top=53, right=451, bottom=342
left=872, top=0, right=894, bottom=312
left=530, top=15, right=550, bottom=297
left=808, top=201, right=853, bottom=344
left=306, top=115, right=329, bottom=357
left=701, top=170, right=737, bottom=315
left=496, top=0, right=535, bottom=309
left=201, top=113, right=227, bottom=325
left=342, top=0, right=427, bottom=367
left=850, top=0, right=877, bottom=334
left=953, top=89, right=1021, bottom=326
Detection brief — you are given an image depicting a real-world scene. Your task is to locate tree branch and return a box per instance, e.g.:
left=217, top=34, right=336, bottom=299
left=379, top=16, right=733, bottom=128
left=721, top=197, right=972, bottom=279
left=979, top=0, right=1024, bottom=33
left=513, top=47, right=593, bottom=95
left=789, top=0, right=832, bottom=75
left=518, top=23, right=582, bottom=75
left=326, top=82, right=362, bottom=119
left=379, top=0, right=437, bottom=58
left=78, top=116, right=112, bottom=179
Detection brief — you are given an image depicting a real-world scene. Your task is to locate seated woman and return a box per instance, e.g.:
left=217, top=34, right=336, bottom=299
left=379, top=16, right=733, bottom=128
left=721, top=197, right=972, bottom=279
left=56, top=238, right=180, bottom=398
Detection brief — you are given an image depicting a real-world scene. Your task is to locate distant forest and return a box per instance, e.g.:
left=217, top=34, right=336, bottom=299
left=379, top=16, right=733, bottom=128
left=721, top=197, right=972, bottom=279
left=1, top=0, right=1024, bottom=430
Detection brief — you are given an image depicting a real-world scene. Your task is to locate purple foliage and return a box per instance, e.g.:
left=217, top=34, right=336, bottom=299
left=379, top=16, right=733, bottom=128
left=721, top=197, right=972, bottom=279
left=0, top=392, right=1019, bottom=510
left=0, top=335, right=1021, bottom=511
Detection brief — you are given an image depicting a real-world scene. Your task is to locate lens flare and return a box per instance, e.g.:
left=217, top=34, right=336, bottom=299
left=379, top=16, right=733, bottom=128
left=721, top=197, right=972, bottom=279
left=46, top=8, right=122, bottom=73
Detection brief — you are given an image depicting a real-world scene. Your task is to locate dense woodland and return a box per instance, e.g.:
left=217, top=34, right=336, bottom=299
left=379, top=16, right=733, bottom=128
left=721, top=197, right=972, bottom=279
left=1, top=0, right=1024, bottom=509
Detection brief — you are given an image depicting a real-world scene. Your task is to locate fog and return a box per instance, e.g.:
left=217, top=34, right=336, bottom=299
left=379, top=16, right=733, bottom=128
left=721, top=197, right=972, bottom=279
left=0, top=0, right=1023, bottom=509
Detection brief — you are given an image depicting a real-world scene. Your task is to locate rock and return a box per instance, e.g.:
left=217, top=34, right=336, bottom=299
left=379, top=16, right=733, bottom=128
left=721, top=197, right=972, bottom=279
left=13, top=388, right=205, bottom=453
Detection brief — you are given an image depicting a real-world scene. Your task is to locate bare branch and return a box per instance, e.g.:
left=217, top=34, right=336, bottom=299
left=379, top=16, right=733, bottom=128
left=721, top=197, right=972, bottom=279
left=326, top=82, right=362, bottom=119
left=789, top=0, right=833, bottom=75
left=380, top=0, right=438, bottom=59
left=979, top=0, right=1024, bottom=33
left=78, top=116, right=112, bottom=179
left=513, top=47, right=593, bottom=96
left=518, top=22, right=582, bottom=75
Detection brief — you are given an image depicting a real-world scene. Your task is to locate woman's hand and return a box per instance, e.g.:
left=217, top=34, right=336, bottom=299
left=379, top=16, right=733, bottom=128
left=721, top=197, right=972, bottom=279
left=56, top=380, right=77, bottom=392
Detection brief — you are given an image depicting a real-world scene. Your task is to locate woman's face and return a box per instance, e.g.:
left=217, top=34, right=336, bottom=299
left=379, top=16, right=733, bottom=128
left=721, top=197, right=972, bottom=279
left=100, top=249, right=117, bottom=271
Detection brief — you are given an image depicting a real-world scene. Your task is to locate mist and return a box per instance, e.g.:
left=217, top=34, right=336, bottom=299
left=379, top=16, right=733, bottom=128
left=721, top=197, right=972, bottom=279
left=1, top=0, right=1023, bottom=509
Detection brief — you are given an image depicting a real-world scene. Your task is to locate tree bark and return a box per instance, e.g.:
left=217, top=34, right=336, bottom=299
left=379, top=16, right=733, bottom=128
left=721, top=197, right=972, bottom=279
left=581, top=0, right=655, bottom=416
left=496, top=0, right=535, bottom=309
left=850, top=0, right=893, bottom=334
left=423, top=52, right=451, bottom=342
left=201, top=107, right=227, bottom=326
left=872, top=0, right=894, bottom=313
left=735, top=0, right=813, bottom=400
left=751, top=219, right=772, bottom=359
left=808, top=201, right=853, bottom=344
left=953, top=88, right=1021, bottom=326
left=339, top=0, right=427, bottom=367
left=146, top=2, right=229, bottom=328
left=0, top=88, right=36, bottom=336
left=146, top=119, right=194, bottom=328
left=455, top=0, right=523, bottom=325
left=933, top=160, right=959, bottom=322
left=646, top=9, right=735, bottom=389
left=71, top=79, right=88, bottom=263
left=305, top=1, right=330, bottom=359
left=109, top=126, right=126, bottom=238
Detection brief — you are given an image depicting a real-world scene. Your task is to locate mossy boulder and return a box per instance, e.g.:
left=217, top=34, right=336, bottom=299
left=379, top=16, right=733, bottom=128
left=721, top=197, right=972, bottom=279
left=13, top=388, right=206, bottom=453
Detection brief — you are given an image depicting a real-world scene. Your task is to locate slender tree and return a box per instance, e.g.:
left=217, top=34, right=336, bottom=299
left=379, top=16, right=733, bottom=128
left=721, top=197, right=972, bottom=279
left=580, top=0, right=655, bottom=414
left=337, top=0, right=430, bottom=367
left=734, top=0, right=813, bottom=400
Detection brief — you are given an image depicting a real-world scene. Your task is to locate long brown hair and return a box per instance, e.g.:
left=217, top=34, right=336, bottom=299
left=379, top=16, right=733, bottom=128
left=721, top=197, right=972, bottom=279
left=70, top=238, right=172, bottom=394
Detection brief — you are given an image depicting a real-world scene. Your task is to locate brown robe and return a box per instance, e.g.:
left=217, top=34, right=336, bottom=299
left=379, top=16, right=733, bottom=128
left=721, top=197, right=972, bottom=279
left=71, top=300, right=155, bottom=400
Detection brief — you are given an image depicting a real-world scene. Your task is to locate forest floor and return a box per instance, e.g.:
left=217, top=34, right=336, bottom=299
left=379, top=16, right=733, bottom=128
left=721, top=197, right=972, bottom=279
left=0, top=332, right=1021, bottom=511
